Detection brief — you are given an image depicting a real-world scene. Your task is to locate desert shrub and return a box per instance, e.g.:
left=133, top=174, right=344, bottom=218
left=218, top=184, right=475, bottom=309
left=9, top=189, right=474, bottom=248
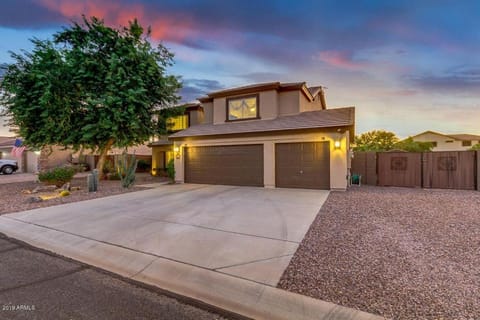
left=38, top=167, right=76, bottom=187
left=108, top=172, right=121, bottom=180
left=166, top=159, right=175, bottom=182
left=71, top=163, right=90, bottom=173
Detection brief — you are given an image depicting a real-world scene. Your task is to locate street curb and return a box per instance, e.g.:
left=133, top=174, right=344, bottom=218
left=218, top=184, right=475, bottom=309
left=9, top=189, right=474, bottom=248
left=0, top=216, right=385, bottom=320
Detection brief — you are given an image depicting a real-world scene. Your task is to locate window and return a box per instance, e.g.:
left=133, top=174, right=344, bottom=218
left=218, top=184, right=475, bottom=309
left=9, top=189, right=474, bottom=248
left=226, top=95, right=259, bottom=121
left=445, top=140, right=454, bottom=143
left=430, top=141, right=438, bottom=147
left=167, top=114, right=189, bottom=131
left=462, top=140, right=472, bottom=146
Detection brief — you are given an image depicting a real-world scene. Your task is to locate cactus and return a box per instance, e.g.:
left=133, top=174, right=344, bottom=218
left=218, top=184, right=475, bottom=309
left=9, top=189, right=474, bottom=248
left=87, top=169, right=99, bottom=192
left=115, top=151, right=138, bottom=188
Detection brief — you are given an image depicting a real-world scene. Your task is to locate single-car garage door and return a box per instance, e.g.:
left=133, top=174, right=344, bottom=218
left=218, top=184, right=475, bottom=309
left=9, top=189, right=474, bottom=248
left=185, top=145, right=264, bottom=186
left=275, top=142, right=330, bottom=189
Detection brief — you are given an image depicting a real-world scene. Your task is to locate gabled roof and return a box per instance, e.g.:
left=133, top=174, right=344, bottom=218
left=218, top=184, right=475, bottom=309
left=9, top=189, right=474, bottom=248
left=448, top=134, right=480, bottom=141
left=307, top=86, right=323, bottom=97
left=198, top=81, right=320, bottom=103
left=170, top=107, right=354, bottom=139
left=412, top=131, right=480, bottom=141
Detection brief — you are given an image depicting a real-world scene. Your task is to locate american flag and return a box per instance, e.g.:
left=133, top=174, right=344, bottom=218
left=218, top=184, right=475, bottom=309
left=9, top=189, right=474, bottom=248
left=11, top=138, right=26, bottom=158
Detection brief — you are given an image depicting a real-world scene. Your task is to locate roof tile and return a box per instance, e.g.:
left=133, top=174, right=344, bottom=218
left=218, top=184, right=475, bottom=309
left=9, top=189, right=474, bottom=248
left=170, top=107, right=354, bottom=138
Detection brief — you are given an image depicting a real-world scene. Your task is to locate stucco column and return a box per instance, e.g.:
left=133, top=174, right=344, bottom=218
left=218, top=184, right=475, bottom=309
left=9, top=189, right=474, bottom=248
left=329, top=132, right=348, bottom=191
left=174, top=143, right=184, bottom=183
left=263, top=141, right=275, bottom=188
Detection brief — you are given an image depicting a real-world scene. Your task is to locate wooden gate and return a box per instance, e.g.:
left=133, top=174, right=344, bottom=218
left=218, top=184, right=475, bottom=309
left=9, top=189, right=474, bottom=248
left=423, top=151, right=476, bottom=190
left=350, top=151, right=377, bottom=185
left=377, top=152, right=422, bottom=187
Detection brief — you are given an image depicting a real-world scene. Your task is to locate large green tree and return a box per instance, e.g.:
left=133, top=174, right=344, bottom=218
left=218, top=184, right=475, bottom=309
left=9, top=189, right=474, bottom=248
left=394, top=137, right=433, bottom=152
left=353, top=130, right=399, bottom=151
left=0, top=16, right=181, bottom=175
left=354, top=130, right=434, bottom=152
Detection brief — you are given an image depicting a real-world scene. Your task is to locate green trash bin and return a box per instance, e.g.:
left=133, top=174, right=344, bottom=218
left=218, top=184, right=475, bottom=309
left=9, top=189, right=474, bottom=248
left=351, top=174, right=361, bottom=185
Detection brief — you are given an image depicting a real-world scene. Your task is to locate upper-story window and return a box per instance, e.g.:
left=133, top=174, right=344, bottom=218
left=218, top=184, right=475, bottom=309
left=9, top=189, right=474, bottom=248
left=167, top=114, right=189, bottom=132
left=462, top=140, right=472, bottom=146
left=226, top=94, right=259, bottom=121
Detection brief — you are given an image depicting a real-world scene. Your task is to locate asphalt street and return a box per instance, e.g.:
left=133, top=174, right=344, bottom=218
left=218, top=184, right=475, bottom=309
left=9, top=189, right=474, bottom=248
left=0, top=233, right=240, bottom=320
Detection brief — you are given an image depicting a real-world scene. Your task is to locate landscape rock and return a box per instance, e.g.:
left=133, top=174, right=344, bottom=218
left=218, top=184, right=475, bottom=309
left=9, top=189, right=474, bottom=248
left=31, top=185, right=57, bottom=194
left=60, top=182, right=71, bottom=191
left=27, top=196, right=43, bottom=203
left=278, top=186, right=480, bottom=320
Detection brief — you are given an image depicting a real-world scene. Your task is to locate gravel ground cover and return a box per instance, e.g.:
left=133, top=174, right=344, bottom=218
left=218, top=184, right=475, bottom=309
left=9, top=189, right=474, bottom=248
left=0, top=174, right=168, bottom=215
left=278, top=186, right=480, bottom=320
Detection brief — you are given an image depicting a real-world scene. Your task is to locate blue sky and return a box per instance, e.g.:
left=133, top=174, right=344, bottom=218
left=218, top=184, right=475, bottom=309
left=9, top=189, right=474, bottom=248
left=1, top=0, right=479, bottom=137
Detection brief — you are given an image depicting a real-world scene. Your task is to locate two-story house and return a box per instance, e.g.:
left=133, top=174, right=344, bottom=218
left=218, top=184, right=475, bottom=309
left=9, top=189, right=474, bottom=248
left=412, top=131, right=480, bottom=151
left=152, top=81, right=355, bottom=190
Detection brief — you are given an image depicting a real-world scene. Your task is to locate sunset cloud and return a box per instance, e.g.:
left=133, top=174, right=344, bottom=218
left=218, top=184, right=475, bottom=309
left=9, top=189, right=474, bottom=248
left=36, top=0, right=195, bottom=42
left=316, top=51, right=368, bottom=71
left=1, top=0, right=480, bottom=136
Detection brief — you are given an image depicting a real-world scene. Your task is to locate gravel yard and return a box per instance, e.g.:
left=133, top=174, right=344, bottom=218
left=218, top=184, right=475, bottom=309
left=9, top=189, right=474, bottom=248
left=0, top=174, right=168, bottom=215
left=278, top=186, right=480, bottom=320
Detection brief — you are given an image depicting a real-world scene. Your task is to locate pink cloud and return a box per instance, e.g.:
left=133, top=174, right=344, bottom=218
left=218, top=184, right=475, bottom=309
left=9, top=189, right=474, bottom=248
left=316, top=50, right=367, bottom=71
left=37, top=0, right=195, bottom=43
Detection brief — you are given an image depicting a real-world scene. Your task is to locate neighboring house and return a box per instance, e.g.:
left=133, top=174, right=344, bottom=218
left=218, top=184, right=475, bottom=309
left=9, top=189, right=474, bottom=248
left=73, top=144, right=153, bottom=171
left=151, top=81, right=355, bottom=190
left=0, top=137, right=74, bottom=172
left=412, top=131, right=480, bottom=151
left=0, top=136, right=39, bottom=173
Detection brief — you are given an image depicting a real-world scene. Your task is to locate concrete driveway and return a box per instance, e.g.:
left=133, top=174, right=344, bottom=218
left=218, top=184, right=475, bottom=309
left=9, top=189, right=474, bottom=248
left=1, top=184, right=327, bottom=286
left=0, top=184, right=384, bottom=320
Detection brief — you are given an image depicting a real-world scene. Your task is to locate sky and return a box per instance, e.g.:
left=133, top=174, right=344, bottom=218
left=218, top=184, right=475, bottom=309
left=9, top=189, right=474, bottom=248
left=0, top=0, right=479, bottom=138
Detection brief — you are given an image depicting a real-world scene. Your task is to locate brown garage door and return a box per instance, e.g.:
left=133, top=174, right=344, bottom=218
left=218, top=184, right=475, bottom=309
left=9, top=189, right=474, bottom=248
left=275, top=142, right=330, bottom=189
left=184, top=145, right=264, bottom=187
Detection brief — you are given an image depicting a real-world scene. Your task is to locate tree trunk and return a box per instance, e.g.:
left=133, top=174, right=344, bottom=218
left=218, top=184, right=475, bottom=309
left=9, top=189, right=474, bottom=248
left=96, top=139, right=114, bottom=179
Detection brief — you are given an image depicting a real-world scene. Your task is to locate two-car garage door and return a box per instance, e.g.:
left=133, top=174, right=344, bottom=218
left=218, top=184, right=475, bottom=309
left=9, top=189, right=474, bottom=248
left=275, top=142, right=330, bottom=189
left=185, top=145, right=264, bottom=187
left=184, top=142, right=330, bottom=189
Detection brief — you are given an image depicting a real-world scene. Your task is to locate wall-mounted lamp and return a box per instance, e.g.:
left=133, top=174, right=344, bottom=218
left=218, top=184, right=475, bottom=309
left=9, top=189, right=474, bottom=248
left=334, top=140, right=341, bottom=149
left=174, top=146, right=181, bottom=159
left=34, top=150, right=41, bottom=156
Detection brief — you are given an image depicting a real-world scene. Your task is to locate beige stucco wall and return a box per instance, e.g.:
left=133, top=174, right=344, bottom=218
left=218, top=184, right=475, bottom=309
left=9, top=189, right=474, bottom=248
left=300, top=94, right=323, bottom=112
left=258, top=90, right=278, bottom=120
left=202, top=102, right=214, bottom=124
left=25, top=151, right=39, bottom=173
left=189, top=109, right=203, bottom=126
left=278, top=91, right=300, bottom=116
left=213, top=98, right=227, bottom=124
left=39, top=146, right=72, bottom=170
left=173, top=130, right=349, bottom=190
left=413, top=133, right=479, bottom=151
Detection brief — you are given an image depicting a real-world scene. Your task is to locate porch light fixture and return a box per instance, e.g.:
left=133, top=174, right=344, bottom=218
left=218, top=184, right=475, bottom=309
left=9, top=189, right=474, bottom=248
left=34, top=150, right=41, bottom=155
left=334, top=140, right=341, bottom=149
left=174, top=146, right=181, bottom=159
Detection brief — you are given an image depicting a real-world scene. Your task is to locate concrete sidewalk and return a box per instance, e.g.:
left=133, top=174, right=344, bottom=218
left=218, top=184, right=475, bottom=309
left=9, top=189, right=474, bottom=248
left=0, top=185, right=384, bottom=320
